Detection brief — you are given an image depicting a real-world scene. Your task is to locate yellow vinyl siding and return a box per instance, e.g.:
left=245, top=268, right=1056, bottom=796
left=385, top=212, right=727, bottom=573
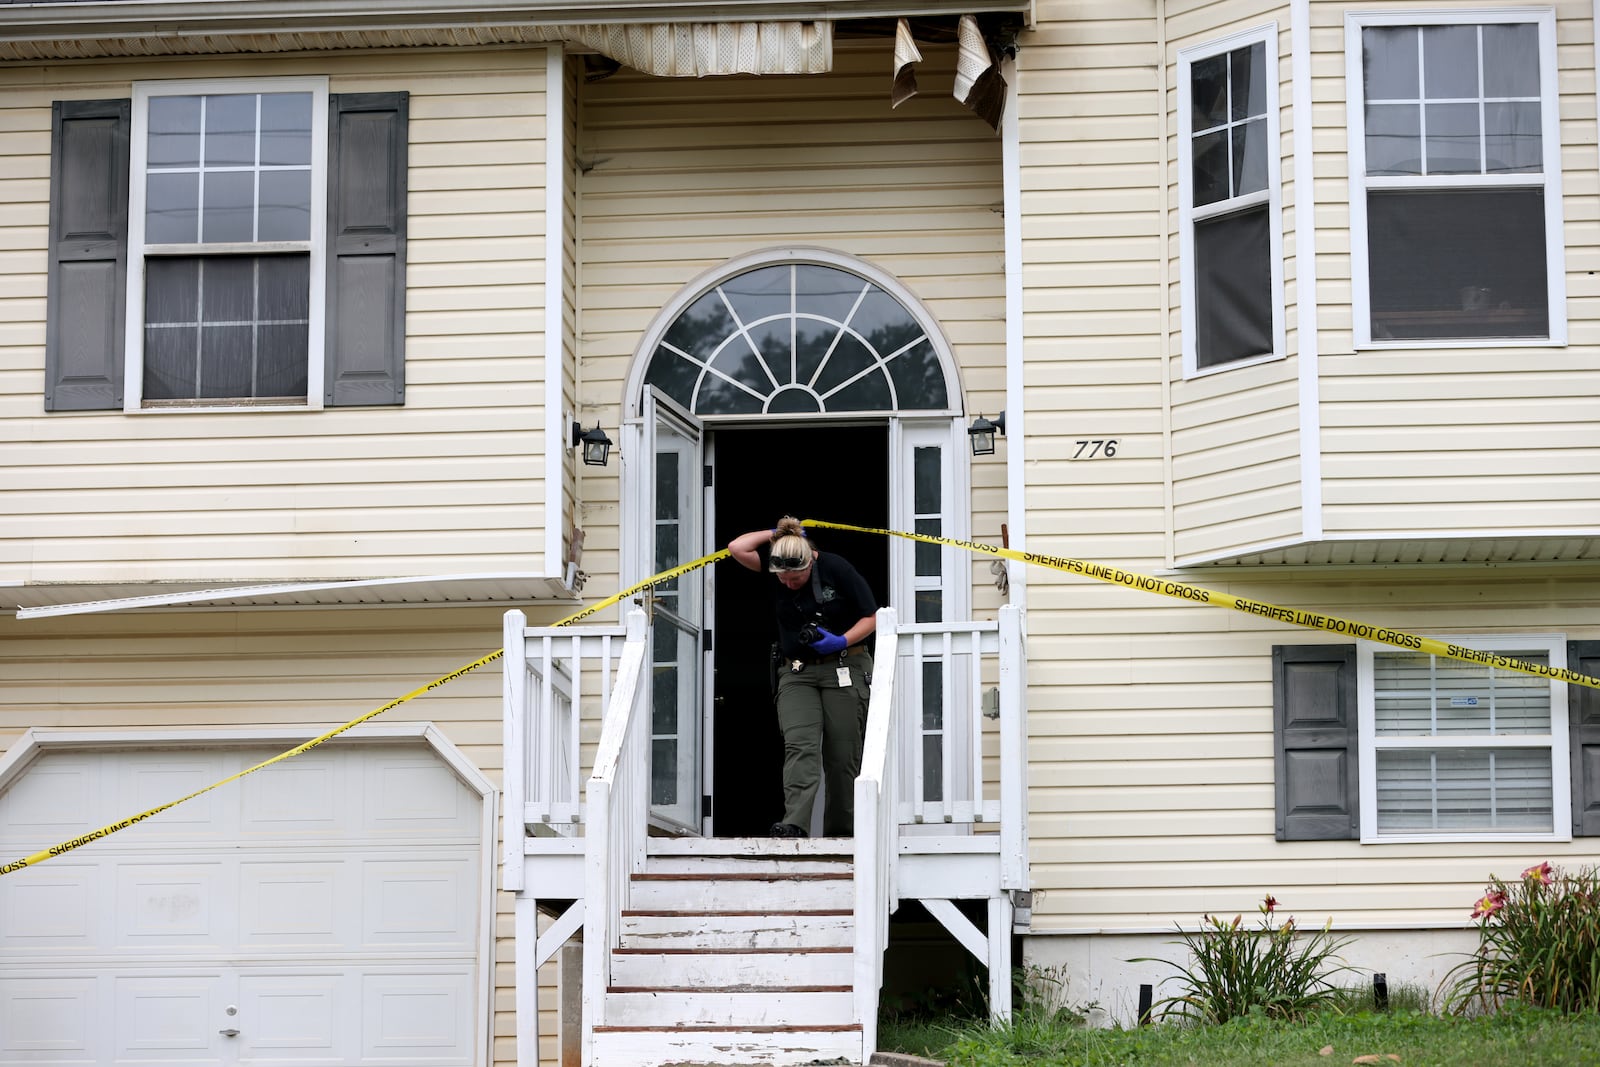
left=0, top=51, right=552, bottom=585
left=574, top=38, right=1006, bottom=603
left=1019, top=0, right=1600, bottom=934
left=1018, top=565, right=1600, bottom=931
left=1165, top=2, right=1303, bottom=561
left=1314, top=1, right=1600, bottom=540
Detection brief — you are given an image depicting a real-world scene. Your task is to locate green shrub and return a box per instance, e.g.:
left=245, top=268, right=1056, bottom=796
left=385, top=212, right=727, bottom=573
left=1131, top=894, right=1355, bottom=1024
left=1442, top=861, right=1600, bottom=1015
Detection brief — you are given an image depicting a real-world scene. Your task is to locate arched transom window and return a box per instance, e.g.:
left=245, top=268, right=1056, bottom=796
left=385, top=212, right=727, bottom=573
left=643, top=261, right=951, bottom=416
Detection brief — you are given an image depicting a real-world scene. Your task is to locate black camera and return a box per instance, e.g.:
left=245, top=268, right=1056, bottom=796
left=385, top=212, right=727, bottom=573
left=797, top=616, right=824, bottom=646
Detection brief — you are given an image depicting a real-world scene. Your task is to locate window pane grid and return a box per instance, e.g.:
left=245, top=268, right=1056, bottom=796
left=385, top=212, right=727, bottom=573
left=1374, top=650, right=1551, bottom=736
left=1375, top=748, right=1553, bottom=833
left=644, top=262, right=950, bottom=415
left=1191, top=42, right=1268, bottom=208
left=145, top=92, right=313, bottom=246
left=142, top=253, right=310, bottom=401
left=1362, top=25, right=1541, bottom=178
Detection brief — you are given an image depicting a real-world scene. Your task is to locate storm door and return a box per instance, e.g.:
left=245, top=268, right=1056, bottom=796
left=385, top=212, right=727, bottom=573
left=641, top=388, right=705, bottom=832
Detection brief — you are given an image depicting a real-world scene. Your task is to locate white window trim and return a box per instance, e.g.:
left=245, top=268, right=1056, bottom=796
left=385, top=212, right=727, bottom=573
left=124, top=75, right=329, bottom=412
left=1344, top=8, right=1566, bottom=350
left=1357, top=633, right=1572, bottom=843
left=1177, top=23, right=1288, bottom=379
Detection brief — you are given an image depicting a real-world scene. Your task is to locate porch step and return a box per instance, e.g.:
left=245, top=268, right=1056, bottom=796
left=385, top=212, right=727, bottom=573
left=621, top=909, right=854, bottom=950
left=626, top=869, right=853, bottom=912
left=598, top=848, right=863, bottom=1066
left=590, top=1025, right=863, bottom=1067
left=611, top=947, right=852, bottom=987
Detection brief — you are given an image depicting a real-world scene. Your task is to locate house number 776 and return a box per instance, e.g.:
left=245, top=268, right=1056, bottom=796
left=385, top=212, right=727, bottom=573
left=1072, top=439, right=1119, bottom=459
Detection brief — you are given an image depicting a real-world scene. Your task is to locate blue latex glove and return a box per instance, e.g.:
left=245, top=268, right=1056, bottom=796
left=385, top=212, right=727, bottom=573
left=809, top=628, right=848, bottom=656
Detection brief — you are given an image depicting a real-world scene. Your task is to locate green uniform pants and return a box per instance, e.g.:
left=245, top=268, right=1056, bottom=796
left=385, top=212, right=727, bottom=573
left=774, top=651, right=872, bottom=837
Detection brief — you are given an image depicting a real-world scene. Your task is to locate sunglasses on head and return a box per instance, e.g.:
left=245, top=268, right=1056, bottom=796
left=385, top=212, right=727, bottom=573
left=770, top=554, right=809, bottom=571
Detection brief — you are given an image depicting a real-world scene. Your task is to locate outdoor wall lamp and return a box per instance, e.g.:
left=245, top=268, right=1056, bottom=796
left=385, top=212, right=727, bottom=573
left=572, top=421, right=613, bottom=467
left=967, top=411, right=1005, bottom=456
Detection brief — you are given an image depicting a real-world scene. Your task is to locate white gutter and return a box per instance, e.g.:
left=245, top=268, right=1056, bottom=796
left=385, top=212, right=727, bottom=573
left=1290, top=0, right=1324, bottom=540
left=0, top=0, right=1033, bottom=36
left=544, top=42, right=569, bottom=587
left=1001, top=52, right=1026, bottom=609
left=13, top=573, right=568, bottom=619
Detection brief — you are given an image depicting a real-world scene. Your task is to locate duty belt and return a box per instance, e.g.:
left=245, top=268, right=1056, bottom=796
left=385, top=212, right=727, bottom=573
left=789, top=644, right=867, bottom=667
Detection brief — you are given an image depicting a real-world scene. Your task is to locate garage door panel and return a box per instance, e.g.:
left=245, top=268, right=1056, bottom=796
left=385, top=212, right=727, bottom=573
left=238, top=860, right=344, bottom=948
left=237, top=973, right=346, bottom=1065
left=360, top=971, right=473, bottom=1065
left=238, top=756, right=347, bottom=840
left=113, top=975, right=224, bottom=1064
left=115, top=862, right=229, bottom=947
left=363, top=759, right=477, bottom=837
left=1, top=977, right=98, bottom=1062
left=360, top=858, right=475, bottom=948
left=0, top=863, right=98, bottom=950
left=118, top=756, right=237, bottom=840
left=0, top=756, right=98, bottom=847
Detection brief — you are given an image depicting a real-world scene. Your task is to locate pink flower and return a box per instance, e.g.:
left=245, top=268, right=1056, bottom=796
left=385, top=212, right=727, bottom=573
left=1472, top=890, right=1507, bottom=920
left=1521, top=862, right=1553, bottom=886
left=1263, top=894, right=1278, bottom=915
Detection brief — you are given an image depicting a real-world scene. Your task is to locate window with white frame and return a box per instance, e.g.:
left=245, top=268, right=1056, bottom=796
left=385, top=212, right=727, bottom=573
left=1178, top=26, right=1284, bottom=374
left=127, top=78, right=327, bottom=407
left=1358, top=635, right=1570, bottom=841
left=1347, top=12, right=1564, bottom=345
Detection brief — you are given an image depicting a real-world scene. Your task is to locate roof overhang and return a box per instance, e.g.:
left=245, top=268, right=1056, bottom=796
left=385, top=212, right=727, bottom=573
left=4, top=573, right=580, bottom=619
left=0, top=1, right=1034, bottom=63
left=1177, top=534, right=1600, bottom=570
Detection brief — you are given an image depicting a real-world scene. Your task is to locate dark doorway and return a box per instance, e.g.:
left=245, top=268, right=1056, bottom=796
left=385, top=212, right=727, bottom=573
left=709, top=423, right=891, bottom=837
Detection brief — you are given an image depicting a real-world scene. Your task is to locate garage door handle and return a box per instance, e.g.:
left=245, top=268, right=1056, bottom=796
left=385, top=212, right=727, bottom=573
left=219, top=1028, right=240, bottom=1037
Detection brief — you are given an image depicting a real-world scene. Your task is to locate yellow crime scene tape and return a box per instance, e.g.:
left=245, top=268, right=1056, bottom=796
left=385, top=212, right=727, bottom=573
left=0, top=551, right=733, bottom=877
left=6, top=522, right=1595, bottom=876
left=804, top=519, right=1600, bottom=692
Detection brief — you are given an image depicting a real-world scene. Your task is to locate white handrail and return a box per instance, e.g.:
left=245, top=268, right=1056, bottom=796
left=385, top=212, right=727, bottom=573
left=853, top=606, right=900, bottom=1060
left=580, top=608, right=650, bottom=1063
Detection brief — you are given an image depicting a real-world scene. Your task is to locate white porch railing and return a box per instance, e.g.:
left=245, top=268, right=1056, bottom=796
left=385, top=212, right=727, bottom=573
left=499, top=610, right=628, bottom=889
left=892, top=606, right=1029, bottom=886
left=578, top=608, right=650, bottom=1064
left=853, top=607, right=900, bottom=1059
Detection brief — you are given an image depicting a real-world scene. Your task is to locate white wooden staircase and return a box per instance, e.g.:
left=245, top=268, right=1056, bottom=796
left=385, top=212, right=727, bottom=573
left=591, top=838, right=861, bottom=1066
left=502, top=605, right=1029, bottom=1067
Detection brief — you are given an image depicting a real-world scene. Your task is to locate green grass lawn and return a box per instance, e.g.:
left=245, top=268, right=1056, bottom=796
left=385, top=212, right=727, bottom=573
left=880, top=1004, right=1600, bottom=1066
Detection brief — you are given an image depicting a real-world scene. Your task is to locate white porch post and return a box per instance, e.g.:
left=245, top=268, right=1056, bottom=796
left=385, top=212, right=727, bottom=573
left=514, top=894, right=539, bottom=1067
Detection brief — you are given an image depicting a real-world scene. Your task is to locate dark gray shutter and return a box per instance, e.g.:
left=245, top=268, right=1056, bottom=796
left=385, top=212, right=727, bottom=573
left=325, top=92, right=407, bottom=406
left=45, top=99, right=129, bottom=412
left=1569, top=641, right=1600, bottom=837
left=1274, top=644, right=1359, bottom=840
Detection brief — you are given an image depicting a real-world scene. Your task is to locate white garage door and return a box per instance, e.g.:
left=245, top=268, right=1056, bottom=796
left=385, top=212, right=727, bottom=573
left=0, top=742, right=483, bottom=1066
